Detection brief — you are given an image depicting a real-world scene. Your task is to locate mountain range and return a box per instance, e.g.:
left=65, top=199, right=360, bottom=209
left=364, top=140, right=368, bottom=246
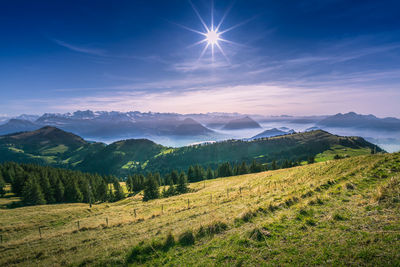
left=1, top=111, right=399, bottom=151
left=317, top=112, right=400, bottom=131
left=0, top=111, right=260, bottom=139
left=0, top=126, right=381, bottom=176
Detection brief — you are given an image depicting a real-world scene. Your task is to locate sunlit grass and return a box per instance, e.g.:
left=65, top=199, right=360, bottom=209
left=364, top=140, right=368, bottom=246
left=0, top=153, right=399, bottom=266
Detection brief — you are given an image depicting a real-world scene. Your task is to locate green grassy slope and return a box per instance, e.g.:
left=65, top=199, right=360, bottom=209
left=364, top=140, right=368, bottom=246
left=77, top=139, right=166, bottom=175
left=0, top=127, right=105, bottom=168
left=0, top=153, right=398, bottom=266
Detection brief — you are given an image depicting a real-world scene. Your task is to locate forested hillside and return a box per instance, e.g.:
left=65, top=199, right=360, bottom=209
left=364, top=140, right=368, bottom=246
left=0, top=127, right=382, bottom=177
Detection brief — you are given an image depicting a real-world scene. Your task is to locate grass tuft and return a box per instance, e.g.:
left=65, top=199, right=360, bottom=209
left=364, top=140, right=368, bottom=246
left=178, top=230, right=195, bottom=246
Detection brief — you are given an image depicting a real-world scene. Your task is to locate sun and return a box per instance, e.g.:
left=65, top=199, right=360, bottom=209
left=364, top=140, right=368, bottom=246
left=175, top=1, right=250, bottom=63
left=205, top=29, right=220, bottom=45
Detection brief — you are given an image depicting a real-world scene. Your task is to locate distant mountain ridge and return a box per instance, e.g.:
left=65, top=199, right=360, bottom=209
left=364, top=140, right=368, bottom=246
left=222, top=116, right=262, bottom=130
left=0, top=110, right=221, bottom=139
left=0, top=119, right=41, bottom=135
left=317, top=112, right=400, bottom=131
left=250, top=128, right=295, bottom=140
left=0, top=126, right=382, bottom=176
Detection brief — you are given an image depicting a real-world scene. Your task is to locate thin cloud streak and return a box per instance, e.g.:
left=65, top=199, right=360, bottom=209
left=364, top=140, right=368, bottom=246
left=51, top=39, right=106, bottom=56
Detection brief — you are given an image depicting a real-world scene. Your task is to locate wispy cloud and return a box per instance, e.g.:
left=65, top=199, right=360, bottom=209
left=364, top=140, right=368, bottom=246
left=51, top=39, right=106, bottom=56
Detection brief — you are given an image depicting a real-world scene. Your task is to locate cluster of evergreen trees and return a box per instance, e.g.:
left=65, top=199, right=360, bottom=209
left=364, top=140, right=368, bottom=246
left=0, top=155, right=314, bottom=205
left=126, top=171, right=188, bottom=201
left=0, top=171, right=6, bottom=197
left=0, top=162, right=122, bottom=206
left=129, top=158, right=306, bottom=202
left=184, top=159, right=302, bottom=181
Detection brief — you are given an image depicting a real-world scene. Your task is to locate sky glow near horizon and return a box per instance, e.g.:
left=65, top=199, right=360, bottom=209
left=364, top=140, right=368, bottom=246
left=0, top=0, right=400, bottom=117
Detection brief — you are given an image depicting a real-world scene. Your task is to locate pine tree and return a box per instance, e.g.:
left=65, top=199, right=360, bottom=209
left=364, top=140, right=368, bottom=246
left=97, top=179, right=108, bottom=202
left=65, top=180, right=83, bottom=203
left=143, top=173, right=160, bottom=201
left=249, top=160, right=263, bottom=173
left=217, top=162, right=233, bottom=177
left=165, top=178, right=175, bottom=197
left=0, top=173, right=6, bottom=197
left=233, top=164, right=239, bottom=175
left=108, top=185, right=114, bottom=202
left=113, top=179, right=125, bottom=201
left=271, top=160, right=278, bottom=170
left=239, top=161, right=249, bottom=175
left=176, top=172, right=188, bottom=194
left=54, top=178, right=65, bottom=202
left=206, top=167, right=214, bottom=180
left=170, top=170, right=179, bottom=184
left=187, top=166, right=195, bottom=182
left=39, top=174, right=55, bottom=203
left=22, top=179, right=46, bottom=205
left=126, top=175, right=133, bottom=193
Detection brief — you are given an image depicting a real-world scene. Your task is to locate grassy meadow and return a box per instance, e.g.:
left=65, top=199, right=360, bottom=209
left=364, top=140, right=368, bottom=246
left=0, top=153, right=399, bottom=266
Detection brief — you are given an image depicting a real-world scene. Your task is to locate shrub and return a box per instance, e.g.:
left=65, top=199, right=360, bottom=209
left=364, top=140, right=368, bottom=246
left=197, top=221, right=228, bottom=238
left=333, top=213, right=346, bottom=221
left=163, top=232, right=175, bottom=250
left=178, top=230, right=195, bottom=246
left=305, top=218, right=316, bottom=226
left=125, top=244, right=152, bottom=264
left=346, top=183, right=355, bottom=190
left=374, top=177, right=400, bottom=206
left=236, top=210, right=257, bottom=224
left=249, top=227, right=271, bottom=241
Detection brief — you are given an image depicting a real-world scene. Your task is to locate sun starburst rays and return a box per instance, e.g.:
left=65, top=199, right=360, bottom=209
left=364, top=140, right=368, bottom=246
left=180, top=0, right=244, bottom=63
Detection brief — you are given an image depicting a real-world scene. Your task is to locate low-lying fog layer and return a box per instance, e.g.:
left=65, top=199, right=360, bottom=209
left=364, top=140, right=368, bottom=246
left=89, top=122, right=400, bottom=153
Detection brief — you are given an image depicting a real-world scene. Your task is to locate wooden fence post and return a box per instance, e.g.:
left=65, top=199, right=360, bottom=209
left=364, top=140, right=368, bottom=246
left=134, top=209, right=137, bottom=218
left=161, top=204, right=164, bottom=214
left=38, top=227, right=42, bottom=238
left=106, top=217, right=108, bottom=227
left=210, top=194, right=212, bottom=203
left=227, top=188, right=229, bottom=198
left=187, top=199, right=190, bottom=209
left=77, top=221, right=80, bottom=231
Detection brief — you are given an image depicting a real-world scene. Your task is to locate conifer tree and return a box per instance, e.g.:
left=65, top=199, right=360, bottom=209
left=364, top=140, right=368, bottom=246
left=187, top=166, right=195, bottom=182
left=22, top=178, right=46, bottom=205
left=0, top=174, right=6, bottom=197
left=271, top=160, right=278, bottom=170
left=96, top=179, right=108, bottom=202
left=206, top=167, right=214, bottom=180
left=54, top=178, right=65, bottom=202
left=65, top=180, right=83, bottom=203
left=113, top=179, right=125, bottom=201
left=108, top=185, right=114, bottom=202
left=239, top=161, right=249, bottom=175
left=39, top=174, right=55, bottom=203
left=176, top=172, right=188, bottom=194
left=126, top=175, right=133, bottom=193
left=165, top=178, right=175, bottom=197
left=170, top=170, right=179, bottom=184
left=143, top=173, right=160, bottom=201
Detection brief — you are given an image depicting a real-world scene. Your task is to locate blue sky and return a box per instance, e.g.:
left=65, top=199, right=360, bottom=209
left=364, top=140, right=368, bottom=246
left=1, top=0, right=400, bottom=117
